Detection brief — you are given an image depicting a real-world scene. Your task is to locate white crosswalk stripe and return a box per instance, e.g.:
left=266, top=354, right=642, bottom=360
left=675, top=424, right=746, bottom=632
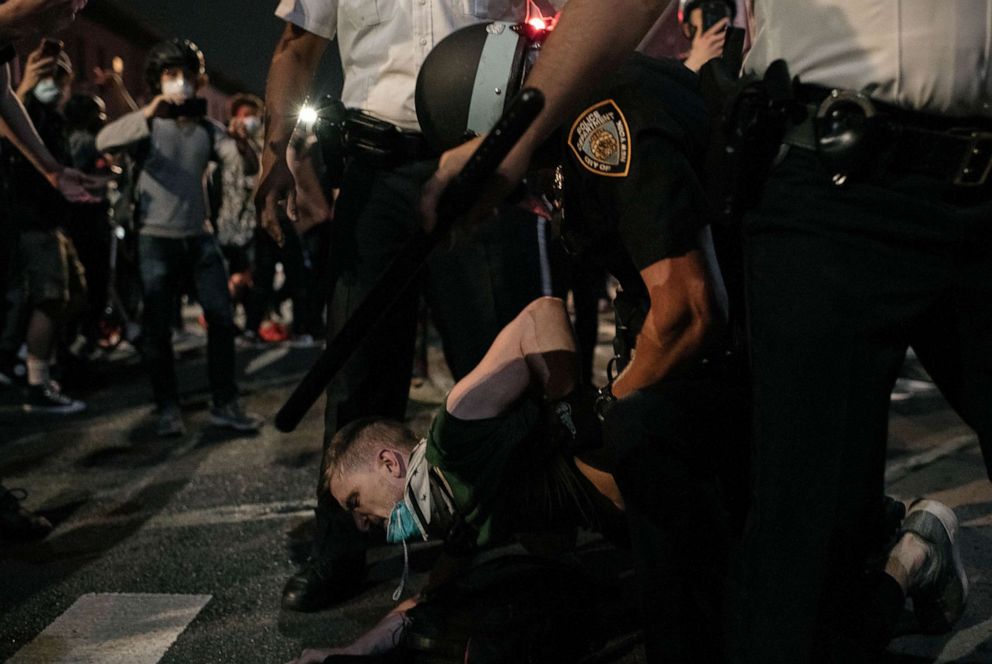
left=7, top=593, right=211, bottom=664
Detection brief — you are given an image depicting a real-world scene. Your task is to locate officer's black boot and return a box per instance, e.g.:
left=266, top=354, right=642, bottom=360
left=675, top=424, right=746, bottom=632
left=282, top=497, right=367, bottom=612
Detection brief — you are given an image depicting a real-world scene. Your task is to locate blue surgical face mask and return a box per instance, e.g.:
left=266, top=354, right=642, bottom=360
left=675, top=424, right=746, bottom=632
left=385, top=500, right=421, bottom=543
left=241, top=116, right=261, bottom=135
left=33, top=78, right=61, bottom=105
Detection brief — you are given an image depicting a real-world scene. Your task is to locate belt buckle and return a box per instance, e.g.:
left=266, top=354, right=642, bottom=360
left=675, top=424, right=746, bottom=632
left=952, top=129, right=992, bottom=187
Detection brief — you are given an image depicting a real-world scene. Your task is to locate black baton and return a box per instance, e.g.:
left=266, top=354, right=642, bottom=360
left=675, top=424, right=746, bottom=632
left=275, top=88, right=545, bottom=432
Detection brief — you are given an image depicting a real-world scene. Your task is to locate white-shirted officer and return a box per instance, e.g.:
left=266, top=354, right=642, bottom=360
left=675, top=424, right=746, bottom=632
left=255, top=0, right=563, bottom=613
left=734, top=2, right=989, bottom=662
left=423, top=0, right=991, bottom=661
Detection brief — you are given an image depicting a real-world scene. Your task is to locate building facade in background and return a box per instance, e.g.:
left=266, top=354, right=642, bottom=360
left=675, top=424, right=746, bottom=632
left=13, top=1, right=244, bottom=120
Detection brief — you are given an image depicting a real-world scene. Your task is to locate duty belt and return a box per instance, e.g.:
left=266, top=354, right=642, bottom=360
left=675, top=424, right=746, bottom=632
left=783, top=85, right=992, bottom=187
left=343, top=110, right=436, bottom=166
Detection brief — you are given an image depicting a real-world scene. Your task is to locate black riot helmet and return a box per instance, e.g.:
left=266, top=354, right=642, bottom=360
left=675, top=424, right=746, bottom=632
left=416, top=19, right=553, bottom=154
left=144, top=38, right=206, bottom=94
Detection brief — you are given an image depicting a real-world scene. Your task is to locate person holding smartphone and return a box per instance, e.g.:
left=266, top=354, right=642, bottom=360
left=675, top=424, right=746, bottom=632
left=0, top=40, right=93, bottom=415
left=0, top=0, right=96, bottom=541
left=97, top=39, right=263, bottom=438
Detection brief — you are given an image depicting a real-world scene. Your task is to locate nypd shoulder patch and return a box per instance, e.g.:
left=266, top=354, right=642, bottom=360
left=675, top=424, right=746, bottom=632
left=567, top=99, right=632, bottom=177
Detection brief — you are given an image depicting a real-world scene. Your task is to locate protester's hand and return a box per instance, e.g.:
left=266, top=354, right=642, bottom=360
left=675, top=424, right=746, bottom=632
left=16, top=47, right=55, bottom=97
left=48, top=167, right=107, bottom=203
left=683, top=18, right=728, bottom=73
left=253, top=156, right=294, bottom=246
left=143, top=93, right=183, bottom=119
left=419, top=135, right=530, bottom=233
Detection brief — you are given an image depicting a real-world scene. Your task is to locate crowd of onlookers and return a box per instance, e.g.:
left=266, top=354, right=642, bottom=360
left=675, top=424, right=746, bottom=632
left=0, top=37, right=326, bottom=430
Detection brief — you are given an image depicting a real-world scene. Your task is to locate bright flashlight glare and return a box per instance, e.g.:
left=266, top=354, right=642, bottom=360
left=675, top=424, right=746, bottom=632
left=298, top=105, right=319, bottom=127
left=528, top=17, right=547, bottom=30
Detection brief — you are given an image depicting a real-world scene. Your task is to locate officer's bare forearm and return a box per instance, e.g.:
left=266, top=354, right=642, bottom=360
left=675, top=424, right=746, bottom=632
left=611, top=310, right=712, bottom=399
left=261, top=23, right=327, bottom=174
left=509, top=0, right=670, bottom=160
left=611, top=251, right=723, bottom=399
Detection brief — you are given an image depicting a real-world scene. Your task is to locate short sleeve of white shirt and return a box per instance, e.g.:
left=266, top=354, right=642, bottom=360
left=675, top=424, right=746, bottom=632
left=274, top=0, right=338, bottom=41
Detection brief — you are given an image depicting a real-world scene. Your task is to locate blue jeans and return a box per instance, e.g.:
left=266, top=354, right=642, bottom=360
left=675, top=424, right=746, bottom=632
left=139, top=234, right=238, bottom=408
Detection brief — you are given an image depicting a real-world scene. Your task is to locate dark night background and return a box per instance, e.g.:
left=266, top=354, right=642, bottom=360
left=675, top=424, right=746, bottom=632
left=96, top=0, right=343, bottom=98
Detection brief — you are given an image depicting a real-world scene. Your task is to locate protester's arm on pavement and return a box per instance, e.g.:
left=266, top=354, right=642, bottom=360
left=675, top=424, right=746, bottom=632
left=420, top=0, right=671, bottom=227
left=286, top=602, right=414, bottom=663
left=447, top=297, right=578, bottom=421
left=0, top=62, right=98, bottom=201
left=610, top=235, right=726, bottom=398
left=254, top=21, right=331, bottom=245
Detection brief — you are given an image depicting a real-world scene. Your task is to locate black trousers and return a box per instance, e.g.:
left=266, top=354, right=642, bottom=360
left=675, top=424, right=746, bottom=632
left=310, top=157, right=544, bottom=567
left=735, top=148, right=992, bottom=663
left=139, top=234, right=238, bottom=408
left=606, top=368, right=751, bottom=664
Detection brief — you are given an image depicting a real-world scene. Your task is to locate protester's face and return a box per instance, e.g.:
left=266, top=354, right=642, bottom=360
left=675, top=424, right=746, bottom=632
left=159, top=66, right=198, bottom=97
left=234, top=104, right=262, bottom=134
left=330, top=452, right=406, bottom=532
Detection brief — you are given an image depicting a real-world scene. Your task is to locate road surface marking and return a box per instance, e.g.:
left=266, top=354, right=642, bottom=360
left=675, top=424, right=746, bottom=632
left=245, top=346, right=290, bottom=375
left=7, top=593, right=211, bottom=664
left=936, top=615, right=992, bottom=663
left=885, top=433, right=979, bottom=484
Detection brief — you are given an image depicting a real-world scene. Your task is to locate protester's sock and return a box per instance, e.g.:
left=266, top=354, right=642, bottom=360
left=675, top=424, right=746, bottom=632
left=26, top=355, right=50, bottom=387
left=886, top=531, right=930, bottom=593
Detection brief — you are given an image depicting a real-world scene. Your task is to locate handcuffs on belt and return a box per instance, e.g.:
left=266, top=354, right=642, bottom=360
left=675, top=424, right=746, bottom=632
left=788, top=84, right=992, bottom=188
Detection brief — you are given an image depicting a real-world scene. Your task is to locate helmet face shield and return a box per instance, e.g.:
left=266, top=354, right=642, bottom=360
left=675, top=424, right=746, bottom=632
left=415, top=20, right=553, bottom=153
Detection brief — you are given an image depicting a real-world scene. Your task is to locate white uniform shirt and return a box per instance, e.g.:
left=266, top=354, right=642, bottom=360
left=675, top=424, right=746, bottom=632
left=275, top=0, right=555, bottom=130
left=744, top=0, right=992, bottom=118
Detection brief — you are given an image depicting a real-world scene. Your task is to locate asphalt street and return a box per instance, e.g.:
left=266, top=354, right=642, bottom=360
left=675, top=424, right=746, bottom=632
left=1, top=317, right=990, bottom=663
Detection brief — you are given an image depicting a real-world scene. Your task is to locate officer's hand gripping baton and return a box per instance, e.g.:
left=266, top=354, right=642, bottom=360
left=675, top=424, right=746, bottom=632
left=275, top=88, right=545, bottom=432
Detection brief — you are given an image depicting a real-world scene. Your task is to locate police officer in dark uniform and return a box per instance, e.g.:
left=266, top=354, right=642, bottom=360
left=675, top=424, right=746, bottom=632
left=424, top=1, right=989, bottom=662
left=559, top=26, right=754, bottom=664
left=417, top=13, right=749, bottom=661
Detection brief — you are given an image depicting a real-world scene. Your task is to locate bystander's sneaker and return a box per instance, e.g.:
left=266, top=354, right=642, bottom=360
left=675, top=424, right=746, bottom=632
left=0, top=486, right=53, bottom=540
left=209, top=399, right=263, bottom=432
left=22, top=383, right=86, bottom=415
left=156, top=403, right=187, bottom=437
left=901, top=499, right=969, bottom=633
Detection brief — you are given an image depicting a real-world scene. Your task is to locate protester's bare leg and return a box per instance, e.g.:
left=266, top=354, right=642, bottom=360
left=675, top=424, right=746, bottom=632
left=447, top=297, right=577, bottom=418
left=25, top=308, right=56, bottom=385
